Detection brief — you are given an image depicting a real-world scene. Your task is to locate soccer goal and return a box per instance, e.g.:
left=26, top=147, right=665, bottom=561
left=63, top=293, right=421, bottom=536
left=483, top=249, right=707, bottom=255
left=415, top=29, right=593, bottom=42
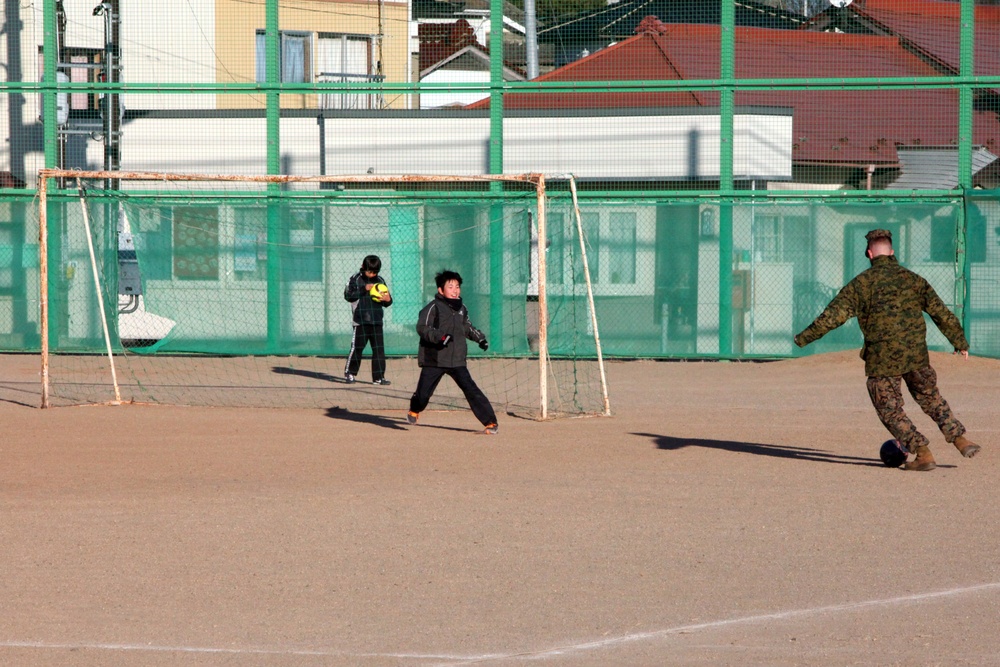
left=36, top=169, right=611, bottom=419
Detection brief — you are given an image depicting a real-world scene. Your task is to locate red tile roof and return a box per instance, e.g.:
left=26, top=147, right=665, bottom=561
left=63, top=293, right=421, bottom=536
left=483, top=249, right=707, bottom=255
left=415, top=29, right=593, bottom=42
left=853, top=0, right=1000, bottom=76
left=468, top=24, right=1000, bottom=167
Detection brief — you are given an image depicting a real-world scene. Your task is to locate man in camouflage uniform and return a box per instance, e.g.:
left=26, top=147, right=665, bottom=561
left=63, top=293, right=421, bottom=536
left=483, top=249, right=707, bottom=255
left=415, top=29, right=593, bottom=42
left=794, top=229, right=981, bottom=471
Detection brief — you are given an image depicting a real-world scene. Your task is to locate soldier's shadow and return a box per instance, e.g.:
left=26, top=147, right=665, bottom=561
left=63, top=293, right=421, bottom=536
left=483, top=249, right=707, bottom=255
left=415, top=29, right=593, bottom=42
left=634, top=432, right=891, bottom=467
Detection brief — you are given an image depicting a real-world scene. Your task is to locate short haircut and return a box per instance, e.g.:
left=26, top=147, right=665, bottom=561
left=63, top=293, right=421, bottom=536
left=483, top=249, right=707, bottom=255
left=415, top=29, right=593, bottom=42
left=435, top=270, right=463, bottom=289
left=868, top=237, right=893, bottom=254
left=361, top=255, right=381, bottom=273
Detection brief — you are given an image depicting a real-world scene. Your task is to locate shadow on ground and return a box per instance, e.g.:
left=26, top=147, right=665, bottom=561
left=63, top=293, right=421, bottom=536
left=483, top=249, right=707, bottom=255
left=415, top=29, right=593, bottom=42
left=325, top=406, right=408, bottom=430
left=633, top=432, right=898, bottom=468
left=273, top=365, right=409, bottom=397
left=272, top=366, right=340, bottom=383
left=323, top=407, right=487, bottom=435
left=0, top=382, right=41, bottom=408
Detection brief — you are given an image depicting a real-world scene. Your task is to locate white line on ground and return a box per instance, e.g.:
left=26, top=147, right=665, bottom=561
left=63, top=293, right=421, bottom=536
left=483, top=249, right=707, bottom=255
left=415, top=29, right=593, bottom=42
left=433, top=581, right=1000, bottom=665
left=1, top=582, right=998, bottom=664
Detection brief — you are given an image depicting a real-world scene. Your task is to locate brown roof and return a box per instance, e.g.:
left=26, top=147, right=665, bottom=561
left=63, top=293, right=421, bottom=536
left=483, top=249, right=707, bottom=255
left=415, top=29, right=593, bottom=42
left=0, top=171, right=27, bottom=188
left=418, top=20, right=480, bottom=73
left=852, top=0, right=1000, bottom=77
left=467, top=24, right=1000, bottom=167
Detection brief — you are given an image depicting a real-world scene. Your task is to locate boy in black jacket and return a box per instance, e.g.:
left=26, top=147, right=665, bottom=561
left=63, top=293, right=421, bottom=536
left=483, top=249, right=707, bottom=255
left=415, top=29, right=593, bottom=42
left=343, top=255, right=392, bottom=384
left=408, top=270, right=497, bottom=434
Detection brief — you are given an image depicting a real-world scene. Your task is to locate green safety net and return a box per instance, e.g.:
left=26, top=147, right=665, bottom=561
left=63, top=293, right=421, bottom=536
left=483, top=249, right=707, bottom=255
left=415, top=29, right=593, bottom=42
left=3, top=0, right=999, bottom=408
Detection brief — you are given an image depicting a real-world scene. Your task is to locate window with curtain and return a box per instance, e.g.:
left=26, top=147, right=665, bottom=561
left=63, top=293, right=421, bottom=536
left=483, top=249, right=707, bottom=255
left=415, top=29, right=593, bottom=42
left=255, top=31, right=312, bottom=83
left=317, top=33, right=375, bottom=109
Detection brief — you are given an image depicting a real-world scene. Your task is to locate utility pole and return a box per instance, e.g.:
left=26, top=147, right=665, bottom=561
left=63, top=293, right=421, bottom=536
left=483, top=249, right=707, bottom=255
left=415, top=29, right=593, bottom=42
left=525, top=0, right=539, bottom=79
left=95, top=0, right=121, bottom=189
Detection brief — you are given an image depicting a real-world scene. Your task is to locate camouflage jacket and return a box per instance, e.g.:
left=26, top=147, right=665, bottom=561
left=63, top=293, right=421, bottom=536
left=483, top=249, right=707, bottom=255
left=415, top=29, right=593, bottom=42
left=794, top=255, right=968, bottom=377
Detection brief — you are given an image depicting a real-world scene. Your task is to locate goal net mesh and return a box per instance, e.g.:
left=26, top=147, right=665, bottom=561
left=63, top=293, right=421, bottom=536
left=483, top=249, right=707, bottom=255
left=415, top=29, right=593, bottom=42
left=40, top=172, right=608, bottom=418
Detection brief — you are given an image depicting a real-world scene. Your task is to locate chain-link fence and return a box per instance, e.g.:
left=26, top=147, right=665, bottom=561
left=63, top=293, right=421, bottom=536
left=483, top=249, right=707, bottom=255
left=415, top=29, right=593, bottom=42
left=2, top=0, right=999, bottom=381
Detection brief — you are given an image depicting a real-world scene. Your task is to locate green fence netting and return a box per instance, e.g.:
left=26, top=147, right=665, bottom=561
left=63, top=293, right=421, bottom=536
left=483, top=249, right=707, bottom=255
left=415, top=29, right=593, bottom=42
left=3, top=0, right=1000, bottom=410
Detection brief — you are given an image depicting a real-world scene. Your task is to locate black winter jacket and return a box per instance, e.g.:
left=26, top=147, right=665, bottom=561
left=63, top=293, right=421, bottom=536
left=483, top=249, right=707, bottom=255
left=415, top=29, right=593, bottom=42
left=344, top=271, right=391, bottom=325
left=416, top=294, right=486, bottom=368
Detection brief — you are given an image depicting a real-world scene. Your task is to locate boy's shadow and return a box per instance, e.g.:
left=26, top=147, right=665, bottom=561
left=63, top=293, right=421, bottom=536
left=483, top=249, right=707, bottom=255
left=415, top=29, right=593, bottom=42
left=272, top=366, right=341, bottom=383
left=324, top=407, right=484, bottom=434
left=272, top=366, right=405, bottom=394
left=634, top=433, right=894, bottom=468
left=325, top=406, right=407, bottom=430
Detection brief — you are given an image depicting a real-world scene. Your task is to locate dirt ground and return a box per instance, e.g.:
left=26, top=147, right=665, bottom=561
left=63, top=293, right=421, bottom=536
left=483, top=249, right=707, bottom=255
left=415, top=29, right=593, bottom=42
left=1, top=350, right=999, bottom=666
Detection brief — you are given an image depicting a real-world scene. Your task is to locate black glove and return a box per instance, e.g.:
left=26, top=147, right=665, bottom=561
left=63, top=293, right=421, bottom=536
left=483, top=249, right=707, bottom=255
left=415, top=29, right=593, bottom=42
left=440, top=334, right=452, bottom=347
left=478, top=339, right=489, bottom=351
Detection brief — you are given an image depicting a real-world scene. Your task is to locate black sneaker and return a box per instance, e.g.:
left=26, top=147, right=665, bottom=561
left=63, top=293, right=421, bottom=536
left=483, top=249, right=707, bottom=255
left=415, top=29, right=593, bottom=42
left=373, top=378, right=391, bottom=386
left=344, top=373, right=356, bottom=383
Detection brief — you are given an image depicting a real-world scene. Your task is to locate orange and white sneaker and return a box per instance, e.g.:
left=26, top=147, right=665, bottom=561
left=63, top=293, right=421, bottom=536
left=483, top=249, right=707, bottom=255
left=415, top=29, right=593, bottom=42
left=406, top=411, right=419, bottom=425
left=483, top=422, right=498, bottom=435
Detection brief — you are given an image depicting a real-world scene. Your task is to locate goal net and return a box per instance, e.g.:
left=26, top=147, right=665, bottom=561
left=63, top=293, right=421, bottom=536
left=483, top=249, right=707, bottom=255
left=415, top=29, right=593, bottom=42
left=37, top=169, right=611, bottom=419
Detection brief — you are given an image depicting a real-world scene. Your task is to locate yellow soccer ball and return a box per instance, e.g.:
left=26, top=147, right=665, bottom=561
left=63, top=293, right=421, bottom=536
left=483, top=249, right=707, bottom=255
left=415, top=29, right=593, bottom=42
left=369, top=283, right=389, bottom=302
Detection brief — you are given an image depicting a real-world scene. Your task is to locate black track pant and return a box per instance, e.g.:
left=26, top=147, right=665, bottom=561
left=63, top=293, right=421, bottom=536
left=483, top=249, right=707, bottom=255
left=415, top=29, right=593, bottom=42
left=409, top=366, right=496, bottom=427
left=345, top=323, right=386, bottom=381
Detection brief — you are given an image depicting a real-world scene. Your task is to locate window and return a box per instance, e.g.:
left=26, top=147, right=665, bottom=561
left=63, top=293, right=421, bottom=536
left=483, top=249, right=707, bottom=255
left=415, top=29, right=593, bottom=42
left=317, top=33, right=379, bottom=109
left=233, top=208, right=267, bottom=281
left=255, top=31, right=312, bottom=83
left=608, top=212, right=636, bottom=284
left=546, top=212, right=566, bottom=286
left=930, top=208, right=986, bottom=263
left=232, top=208, right=322, bottom=282
left=753, top=215, right=783, bottom=263
left=753, top=214, right=809, bottom=261
left=519, top=207, right=649, bottom=293
left=132, top=208, right=172, bottom=281
left=574, top=212, right=600, bottom=284
left=173, top=207, right=219, bottom=280
left=38, top=47, right=103, bottom=120
left=282, top=209, right=323, bottom=282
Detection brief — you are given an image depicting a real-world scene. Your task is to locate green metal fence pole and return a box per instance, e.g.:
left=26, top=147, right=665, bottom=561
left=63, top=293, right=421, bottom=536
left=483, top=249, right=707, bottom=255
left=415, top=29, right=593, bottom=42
left=489, top=0, right=505, bottom=349
left=43, top=0, right=60, bottom=352
left=718, top=0, right=735, bottom=357
left=957, top=0, right=974, bottom=331
left=43, top=1, right=58, bottom=169
left=266, top=0, right=282, bottom=351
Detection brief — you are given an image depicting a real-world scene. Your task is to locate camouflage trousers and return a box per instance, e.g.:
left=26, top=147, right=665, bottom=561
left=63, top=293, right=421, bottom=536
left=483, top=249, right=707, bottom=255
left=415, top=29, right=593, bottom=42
left=866, top=365, right=966, bottom=453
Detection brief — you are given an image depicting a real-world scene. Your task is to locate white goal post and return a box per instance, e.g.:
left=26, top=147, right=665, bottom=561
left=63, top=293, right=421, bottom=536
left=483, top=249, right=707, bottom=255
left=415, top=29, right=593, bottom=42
left=37, top=168, right=611, bottom=418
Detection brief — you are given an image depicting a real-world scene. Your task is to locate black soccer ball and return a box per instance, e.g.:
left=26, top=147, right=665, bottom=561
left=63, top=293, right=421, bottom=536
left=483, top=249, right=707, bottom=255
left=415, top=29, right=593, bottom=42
left=879, top=439, right=908, bottom=468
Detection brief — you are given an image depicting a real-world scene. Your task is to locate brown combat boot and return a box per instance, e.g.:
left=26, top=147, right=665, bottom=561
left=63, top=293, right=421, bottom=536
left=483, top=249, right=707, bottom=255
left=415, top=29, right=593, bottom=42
left=953, top=435, right=981, bottom=459
left=903, top=445, right=937, bottom=471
